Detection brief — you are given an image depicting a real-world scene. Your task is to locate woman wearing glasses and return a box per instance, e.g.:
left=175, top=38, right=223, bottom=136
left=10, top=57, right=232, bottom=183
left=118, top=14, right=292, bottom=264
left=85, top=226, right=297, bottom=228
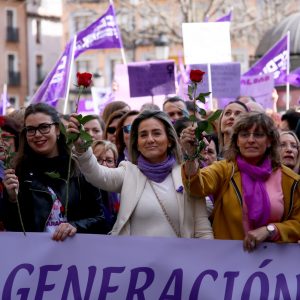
left=181, top=112, right=300, bottom=251
left=115, top=110, right=139, bottom=163
left=279, top=131, right=300, bottom=174
left=68, top=110, right=213, bottom=238
left=3, top=103, right=108, bottom=240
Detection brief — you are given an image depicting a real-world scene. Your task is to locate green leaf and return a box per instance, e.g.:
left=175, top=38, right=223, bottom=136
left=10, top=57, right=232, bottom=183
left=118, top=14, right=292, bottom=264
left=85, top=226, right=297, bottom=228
left=188, top=94, right=193, bottom=100
left=75, top=114, right=83, bottom=122
left=196, top=95, right=206, bottom=104
left=189, top=115, right=198, bottom=122
left=81, top=115, right=96, bottom=125
left=198, top=108, right=206, bottom=116
left=207, top=109, right=222, bottom=122
left=196, top=120, right=208, bottom=133
left=79, top=129, right=93, bottom=143
left=205, top=123, right=214, bottom=134
left=59, top=123, right=67, bottom=136
left=188, top=85, right=194, bottom=96
left=201, top=92, right=211, bottom=97
left=45, top=171, right=61, bottom=179
left=67, top=132, right=80, bottom=145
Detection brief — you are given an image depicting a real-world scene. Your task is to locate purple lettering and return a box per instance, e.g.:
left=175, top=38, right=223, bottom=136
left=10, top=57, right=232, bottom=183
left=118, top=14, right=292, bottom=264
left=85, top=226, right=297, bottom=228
left=34, top=264, right=62, bottom=300
left=3, top=263, right=34, bottom=300
left=241, top=272, right=269, bottom=299
left=126, top=267, right=154, bottom=300
left=189, top=270, right=218, bottom=299
left=274, top=274, right=291, bottom=300
left=98, top=267, right=125, bottom=299
left=224, top=271, right=239, bottom=300
left=159, top=269, right=183, bottom=300
left=62, top=266, right=96, bottom=300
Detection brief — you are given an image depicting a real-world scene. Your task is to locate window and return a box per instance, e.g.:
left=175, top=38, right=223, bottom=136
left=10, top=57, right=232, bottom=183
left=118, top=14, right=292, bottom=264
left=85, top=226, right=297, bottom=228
left=8, top=54, right=15, bottom=72
left=36, top=55, right=43, bottom=83
left=36, top=20, right=41, bottom=44
left=6, top=10, right=14, bottom=28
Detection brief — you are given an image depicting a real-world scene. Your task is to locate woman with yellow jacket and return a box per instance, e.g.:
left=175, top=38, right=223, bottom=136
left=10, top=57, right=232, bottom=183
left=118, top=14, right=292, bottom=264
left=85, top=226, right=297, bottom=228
left=180, top=112, right=300, bottom=251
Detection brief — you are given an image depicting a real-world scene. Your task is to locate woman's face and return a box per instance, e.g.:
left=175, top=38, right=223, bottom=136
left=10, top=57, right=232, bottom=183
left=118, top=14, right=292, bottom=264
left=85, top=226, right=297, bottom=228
left=0, top=130, right=16, bottom=161
left=137, top=118, right=170, bottom=164
left=106, top=118, right=120, bottom=144
left=84, top=119, right=103, bottom=141
left=93, top=146, right=116, bottom=168
left=202, top=140, right=217, bottom=166
left=279, top=134, right=299, bottom=170
left=221, top=103, right=247, bottom=134
left=25, top=113, right=59, bottom=158
left=237, top=125, right=271, bottom=165
left=123, top=115, right=137, bottom=149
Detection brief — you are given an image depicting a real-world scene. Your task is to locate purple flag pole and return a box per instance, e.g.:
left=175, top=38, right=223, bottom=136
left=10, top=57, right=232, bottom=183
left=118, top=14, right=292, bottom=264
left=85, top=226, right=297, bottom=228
left=63, top=35, right=77, bottom=114
left=109, top=0, right=127, bottom=64
left=286, top=31, right=290, bottom=110
left=1, top=84, right=7, bottom=115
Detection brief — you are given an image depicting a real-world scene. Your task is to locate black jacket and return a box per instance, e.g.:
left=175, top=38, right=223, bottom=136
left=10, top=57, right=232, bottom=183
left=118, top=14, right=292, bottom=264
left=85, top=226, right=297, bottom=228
left=4, top=155, right=108, bottom=234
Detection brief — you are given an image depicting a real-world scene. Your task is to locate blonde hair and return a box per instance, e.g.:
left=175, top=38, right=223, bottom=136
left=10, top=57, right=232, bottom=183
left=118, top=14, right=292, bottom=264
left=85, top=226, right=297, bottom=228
left=92, top=140, right=118, bottom=162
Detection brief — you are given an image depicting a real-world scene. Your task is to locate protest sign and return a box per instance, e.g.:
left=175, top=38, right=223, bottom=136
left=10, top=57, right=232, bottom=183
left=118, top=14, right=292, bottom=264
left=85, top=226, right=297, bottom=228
left=241, top=74, right=274, bottom=109
left=182, top=22, right=231, bottom=64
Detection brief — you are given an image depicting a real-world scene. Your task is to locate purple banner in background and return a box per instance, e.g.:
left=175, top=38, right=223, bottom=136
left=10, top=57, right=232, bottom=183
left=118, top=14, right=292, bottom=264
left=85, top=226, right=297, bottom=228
left=241, top=73, right=274, bottom=109
left=75, top=4, right=122, bottom=58
left=243, top=34, right=288, bottom=86
left=31, top=38, right=75, bottom=106
left=0, top=233, right=300, bottom=299
left=190, top=63, right=241, bottom=98
left=128, top=60, right=176, bottom=97
left=287, top=67, right=300, bottom=87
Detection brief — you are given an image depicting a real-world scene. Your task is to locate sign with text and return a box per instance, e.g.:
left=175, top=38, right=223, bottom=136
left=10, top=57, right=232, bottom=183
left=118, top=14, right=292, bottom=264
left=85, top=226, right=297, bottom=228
left=190, top=63, right=241, bottom=98
left=182, top=22, right=232, bottom=64
left=241, top=73, right=274, bottom=109
left=127, top=60, right=176, bottom=97
left=1, top=233, right=300, bottom=299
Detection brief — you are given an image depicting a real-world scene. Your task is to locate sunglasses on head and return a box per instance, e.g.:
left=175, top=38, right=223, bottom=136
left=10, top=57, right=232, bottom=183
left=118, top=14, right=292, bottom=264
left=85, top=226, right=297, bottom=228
left=107, top=126, right=116, bottom=134
left=122, top=124, right=132, bottom=134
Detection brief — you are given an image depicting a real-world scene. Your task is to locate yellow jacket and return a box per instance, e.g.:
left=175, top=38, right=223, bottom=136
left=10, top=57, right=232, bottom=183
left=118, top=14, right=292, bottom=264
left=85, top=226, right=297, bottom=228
left=182, top=160, right=300, bottom=242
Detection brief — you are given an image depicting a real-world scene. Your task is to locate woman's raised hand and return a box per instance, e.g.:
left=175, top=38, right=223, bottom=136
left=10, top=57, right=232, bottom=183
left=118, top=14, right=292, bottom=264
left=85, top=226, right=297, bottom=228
left=67, top=114, right=85, bottom=153
left=3, top=169, right=19, bottom=202
left=180, top=125, right=197, bottom=156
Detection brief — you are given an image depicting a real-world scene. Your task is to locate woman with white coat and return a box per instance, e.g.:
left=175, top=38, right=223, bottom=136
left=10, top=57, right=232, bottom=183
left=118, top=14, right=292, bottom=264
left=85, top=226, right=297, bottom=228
left=68, top=110, right=213, bottom=239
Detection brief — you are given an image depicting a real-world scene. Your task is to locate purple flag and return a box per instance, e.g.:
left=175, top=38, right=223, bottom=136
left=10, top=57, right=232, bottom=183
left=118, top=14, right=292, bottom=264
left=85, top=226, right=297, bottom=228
left=216, top=10, right=232, bottom=22
left=30, top=37, right=75, bottom=106
left=75, top=4, right=122, bottom=58
left=0, top=85, right=8, bottom=115
left=287, top=67, right=300, bottom=87
left=243, top=34, right=289, bottom=86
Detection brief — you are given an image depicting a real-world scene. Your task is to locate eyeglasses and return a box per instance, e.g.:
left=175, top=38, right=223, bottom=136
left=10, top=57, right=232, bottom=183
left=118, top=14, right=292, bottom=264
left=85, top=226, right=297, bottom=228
left=25, top=123, right=57, bottom=137
left=123, top=124, right=132, bottom=134
left=238, top=131, right=266, bottom=140
left=97, top=158, right=116, bottom=166
left=107, top=126, right=116, bottom=134
left=280, top=142, right=299, bottom=150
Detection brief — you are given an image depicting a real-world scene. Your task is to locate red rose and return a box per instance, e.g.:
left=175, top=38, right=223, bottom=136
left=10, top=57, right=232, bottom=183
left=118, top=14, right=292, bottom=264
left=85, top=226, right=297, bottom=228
left=190, top=69, right=205, bottom=83
left=0, top=116, right=5, bottom=127
left=76, top=72, right=93, bottom=88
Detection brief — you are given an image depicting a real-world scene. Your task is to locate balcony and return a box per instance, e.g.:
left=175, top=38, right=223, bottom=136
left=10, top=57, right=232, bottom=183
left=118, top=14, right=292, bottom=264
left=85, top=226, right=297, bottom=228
left=8, top=71, right=21, bottom=86
left=6, top=27, right=19, bottom=42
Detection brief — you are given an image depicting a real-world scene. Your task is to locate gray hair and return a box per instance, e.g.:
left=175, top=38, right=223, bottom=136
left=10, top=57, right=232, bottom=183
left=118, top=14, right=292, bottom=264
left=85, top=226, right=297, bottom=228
left=129, top=110, right=182, bottom=164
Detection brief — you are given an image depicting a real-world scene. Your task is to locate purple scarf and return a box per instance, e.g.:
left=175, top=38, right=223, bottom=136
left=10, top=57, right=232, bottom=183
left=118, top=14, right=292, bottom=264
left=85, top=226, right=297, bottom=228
left=137, top=155, right=176, bottom=183
left=236, top=155, right=272, bottom=229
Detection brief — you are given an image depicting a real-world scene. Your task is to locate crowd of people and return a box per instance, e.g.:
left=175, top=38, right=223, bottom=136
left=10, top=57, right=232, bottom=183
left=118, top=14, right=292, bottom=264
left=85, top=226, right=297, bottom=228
left=0, top=91, right=300, bottom=251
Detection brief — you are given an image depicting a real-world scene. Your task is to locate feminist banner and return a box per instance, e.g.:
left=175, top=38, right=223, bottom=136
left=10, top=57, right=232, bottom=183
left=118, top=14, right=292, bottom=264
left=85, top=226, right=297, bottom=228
left=243, top=34, right=289, bottom=86
left=31, top=4, right=123, bottom=106
left=75, top=3, right=122, bottom=58
left=1, top=233, right=300, bottom=299
left=30, top=37, right=75, bottom=106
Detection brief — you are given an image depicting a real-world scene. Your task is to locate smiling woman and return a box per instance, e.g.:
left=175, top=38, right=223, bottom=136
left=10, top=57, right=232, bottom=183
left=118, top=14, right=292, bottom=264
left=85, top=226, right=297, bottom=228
left=181, top=112, right=300, bottom=251
left=68, top=110, right=213, bottom=239
left=3, top=103, right=109, bottom=240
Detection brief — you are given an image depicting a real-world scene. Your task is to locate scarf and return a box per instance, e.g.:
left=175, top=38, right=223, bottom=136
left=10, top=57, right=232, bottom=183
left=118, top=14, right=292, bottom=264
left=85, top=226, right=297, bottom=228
left=236, top=155, right=272, bottom=229
left=137, top=154, right=176, bottom=183
left=0, top=160, right=4, bottom=180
